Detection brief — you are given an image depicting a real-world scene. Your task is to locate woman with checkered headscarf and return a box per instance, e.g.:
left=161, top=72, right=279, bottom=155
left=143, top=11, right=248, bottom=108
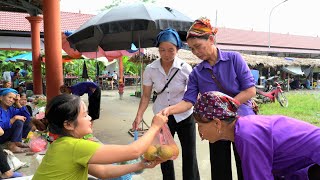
left=161, top=17, right=256, bottom=180
left=193, top=91, right=320, bottom=180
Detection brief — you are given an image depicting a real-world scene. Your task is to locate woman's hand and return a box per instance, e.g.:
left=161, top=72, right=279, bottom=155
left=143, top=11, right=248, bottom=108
left=14, top=94, right=22, bottom=108
left=14, top=115, right=26, bottom=122
left=142, top=159, right=165, bottom=169
left=0, top=127, right=4, bottom=136
left=10, top=115, right=26, bottom=124
left=132, top=115, right=143, bottom=130
left=89, top=87, right=96, bottom=93
left=151, top=113, right=168, bottom=129
left=159, top=107, right=170, bottom=117
left=15, top=94, right=20, bottom=101
left=31, top=118, right=48, bottom=131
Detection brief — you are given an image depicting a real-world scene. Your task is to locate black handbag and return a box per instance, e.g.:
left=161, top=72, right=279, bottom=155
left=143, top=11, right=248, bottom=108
left=152, top=63, right=183, bottom=103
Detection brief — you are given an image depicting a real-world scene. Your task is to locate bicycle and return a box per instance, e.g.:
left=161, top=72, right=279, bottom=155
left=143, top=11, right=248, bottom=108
left=255, top=81, right=288, bottom=107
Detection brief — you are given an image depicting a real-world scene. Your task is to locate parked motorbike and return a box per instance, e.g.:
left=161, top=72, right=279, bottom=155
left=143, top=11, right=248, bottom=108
left=255, top=80, right=288, bottom=107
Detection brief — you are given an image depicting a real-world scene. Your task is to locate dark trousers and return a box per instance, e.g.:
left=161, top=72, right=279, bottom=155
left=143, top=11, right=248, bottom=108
left=0, top=120, right=31, bottom=143
left=0, top=147, right=10, bottom=174
left=88, top=87, right=101, bottom=121
left=209, top=140, right=243, bottom=180
left=161, top=115, right=200, bottom=180
left=309, top=164, right=320, bottom=180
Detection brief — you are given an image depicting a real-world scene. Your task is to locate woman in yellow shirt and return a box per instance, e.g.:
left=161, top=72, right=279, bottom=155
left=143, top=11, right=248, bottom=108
left=33, top=94, right=167, bottom=180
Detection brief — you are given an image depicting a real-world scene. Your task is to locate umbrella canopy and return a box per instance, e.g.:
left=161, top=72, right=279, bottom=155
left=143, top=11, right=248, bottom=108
left=5, top=52, right=32, bottom=63
left=67, top=3, right=193, bottom=52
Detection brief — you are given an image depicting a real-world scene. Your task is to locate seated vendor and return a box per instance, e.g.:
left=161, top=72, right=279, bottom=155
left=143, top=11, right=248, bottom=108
left=0, top=88, right=31, bottom=153
left=19, top=93, right=47, bottom=132
left=2, top=80, right=12, bottom=88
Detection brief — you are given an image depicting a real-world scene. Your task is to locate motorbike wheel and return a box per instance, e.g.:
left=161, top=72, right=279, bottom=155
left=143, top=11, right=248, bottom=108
left=276, top=92, right=288, bottom=107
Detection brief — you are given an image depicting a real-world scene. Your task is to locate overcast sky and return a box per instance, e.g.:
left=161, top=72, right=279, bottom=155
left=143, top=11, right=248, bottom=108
left=60, top=0, right=320, bottom=37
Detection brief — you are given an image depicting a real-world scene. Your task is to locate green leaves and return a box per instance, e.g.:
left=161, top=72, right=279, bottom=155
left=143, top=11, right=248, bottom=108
left=0, top=50, right=28, bottom=77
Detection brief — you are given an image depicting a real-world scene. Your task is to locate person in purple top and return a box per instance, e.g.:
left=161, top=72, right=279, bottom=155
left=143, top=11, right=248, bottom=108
left=60, top=81, right=101, bottom=121
left=193, top=91, right=320, bottom=180
left=161, top=17, right=256, bottom=180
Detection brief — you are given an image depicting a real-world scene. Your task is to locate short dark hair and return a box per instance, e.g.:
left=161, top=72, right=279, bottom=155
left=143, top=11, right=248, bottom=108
left=45, top=94, right=80, bottom=136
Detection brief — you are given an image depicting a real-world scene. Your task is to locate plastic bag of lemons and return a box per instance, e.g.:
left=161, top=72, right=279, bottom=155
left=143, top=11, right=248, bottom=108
left=143, top=124, right=179, bottom=161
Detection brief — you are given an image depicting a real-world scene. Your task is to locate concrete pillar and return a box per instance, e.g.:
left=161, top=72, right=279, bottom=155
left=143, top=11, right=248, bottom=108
left=26, top=16, right=43, bottom=95
left=43, top=0, right=63, bottom=101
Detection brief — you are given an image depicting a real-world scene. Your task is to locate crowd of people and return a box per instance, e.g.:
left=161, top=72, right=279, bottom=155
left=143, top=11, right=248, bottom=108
left=0, top=17, right=319, bottom=180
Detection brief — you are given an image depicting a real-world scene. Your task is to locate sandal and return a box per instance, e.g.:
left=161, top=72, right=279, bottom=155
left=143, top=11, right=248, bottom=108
left=0, top=171, right=24, bottom=179
left=11, top=172, right=23, bottom=178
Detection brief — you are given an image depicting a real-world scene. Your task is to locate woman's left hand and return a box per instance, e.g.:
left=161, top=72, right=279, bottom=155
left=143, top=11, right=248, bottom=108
left=14, top=94, right=21, bottom=103
left=142, top=159, right=165, bottom=169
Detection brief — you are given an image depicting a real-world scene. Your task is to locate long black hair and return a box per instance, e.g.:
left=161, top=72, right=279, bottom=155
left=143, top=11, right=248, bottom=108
left=45, top=94, right=80, bottom=136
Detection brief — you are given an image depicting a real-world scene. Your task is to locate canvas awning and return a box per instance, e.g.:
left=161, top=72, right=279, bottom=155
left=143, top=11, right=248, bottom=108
left=282, top=66, right=304, bottom=76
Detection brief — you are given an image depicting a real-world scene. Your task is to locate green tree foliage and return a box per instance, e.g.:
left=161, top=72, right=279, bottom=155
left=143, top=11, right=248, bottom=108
left=63, top=59, right=102, bottom=81
left=122, top=56, right=139, bottom=75
left=0, top=50, right=28, bottom=78
left=122, top=55, right=148, bottom=76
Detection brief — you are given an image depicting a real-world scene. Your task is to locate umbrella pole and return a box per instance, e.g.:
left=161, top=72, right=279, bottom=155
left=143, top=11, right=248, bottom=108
left=128, top=35, right=149, bottom=137
left=139, top=35, right=143, bottom=96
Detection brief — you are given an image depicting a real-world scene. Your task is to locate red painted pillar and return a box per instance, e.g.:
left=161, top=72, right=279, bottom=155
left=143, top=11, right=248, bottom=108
left=43, top=0, right=63, bottom=101
left=26, top=16, right=43, bottom=95
left=118, top=57, right=124, bottom=99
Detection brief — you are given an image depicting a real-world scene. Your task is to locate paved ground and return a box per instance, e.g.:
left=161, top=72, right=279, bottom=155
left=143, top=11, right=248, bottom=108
left=15, top=86, right=238, bottom=180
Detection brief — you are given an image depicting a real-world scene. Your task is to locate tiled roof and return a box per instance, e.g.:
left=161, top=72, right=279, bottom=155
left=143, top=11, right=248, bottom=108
left=1, top=11, right=320, bottom=51
left=217, top=28, right=320, bottom=50
left=0, top=11, right=94, bottom=32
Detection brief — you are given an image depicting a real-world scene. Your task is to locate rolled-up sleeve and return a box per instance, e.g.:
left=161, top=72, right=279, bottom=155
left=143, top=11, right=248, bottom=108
left=233, top=52, right=255, bottom=91
left=182, top=69, right=199, bottom=105
left=143, top=66, right=153, bottom=87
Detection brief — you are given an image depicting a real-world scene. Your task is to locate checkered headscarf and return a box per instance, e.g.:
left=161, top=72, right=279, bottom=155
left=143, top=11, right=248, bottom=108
left=193, top=91, right=240, bottom=122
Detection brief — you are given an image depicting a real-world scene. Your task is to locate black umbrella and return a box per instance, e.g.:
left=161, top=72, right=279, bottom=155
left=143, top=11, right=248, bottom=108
left=67, top=3, right=193, bottom=52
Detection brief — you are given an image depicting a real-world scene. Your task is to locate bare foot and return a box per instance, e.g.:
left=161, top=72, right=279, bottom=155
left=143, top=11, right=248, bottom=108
left=8, top=143, right=29, bottom=153
left=1, top=170, right=13, bottom=179
left=15, top=142, right=29, bottom=148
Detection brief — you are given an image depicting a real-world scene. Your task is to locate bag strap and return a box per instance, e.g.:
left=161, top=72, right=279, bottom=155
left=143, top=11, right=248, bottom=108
left=156, top=62, right=184, bottom=95
left=207, top=69, right=234, bottom=97
left=207, top=69, right=255, bottom=108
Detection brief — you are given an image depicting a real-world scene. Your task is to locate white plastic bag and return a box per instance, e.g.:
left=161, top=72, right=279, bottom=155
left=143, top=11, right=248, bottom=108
left=3, top=149, right=27, bottom=171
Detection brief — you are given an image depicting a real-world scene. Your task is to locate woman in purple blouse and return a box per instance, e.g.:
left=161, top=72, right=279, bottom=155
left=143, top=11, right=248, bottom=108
left=193, top=91, right=320, bottom=180
left=162, top=17, right=256, bottom=180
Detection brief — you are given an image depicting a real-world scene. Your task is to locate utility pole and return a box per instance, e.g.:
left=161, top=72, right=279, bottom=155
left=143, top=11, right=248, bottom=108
left=268, top=0, right=288, bottom=49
